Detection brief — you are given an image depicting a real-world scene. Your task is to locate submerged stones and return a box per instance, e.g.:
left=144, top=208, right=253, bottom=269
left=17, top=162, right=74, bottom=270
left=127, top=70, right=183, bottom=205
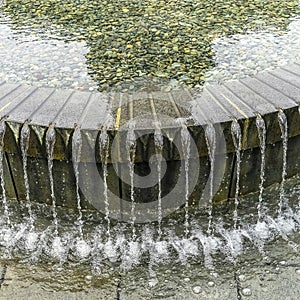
left=242, top=287, right=252, bottom=296
left=192, top=285, right=202, bottom=294
left=205, top=19, right=300, bottom=83
left=1, top=0, right=300, bottom=91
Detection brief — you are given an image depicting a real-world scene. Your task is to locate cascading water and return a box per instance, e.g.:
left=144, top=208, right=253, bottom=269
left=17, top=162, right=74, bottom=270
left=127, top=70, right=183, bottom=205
left=278, top=110, right=288, bottom=216
left=180, top=122, right=191, bottom=237
left=256, top=115, right=266, bottom=222
left=231, top=120, right=242, bottom=230
left=253, top=115, right=270, bottom=252
left=46, top=125, right=58, bottom=236
left=0, top=120, right=10, bottom=226
left=99, top=128, right=111, bottom=237
left=154, top=127, right=163, bottom=239
left=72, top=126, right=91, bottom=258
left=20, top=122, right=34, bottom=230
left=126, top=121, right=137, bottom=240
left=0, top=108, right=300, bottom=296
left=46, top=125, right=65, bottom=259
left=204, top=124, right=216, bottom=235
left=72, top=126, right=83, bottom=238
left=20, top=122, right=41, bottom=252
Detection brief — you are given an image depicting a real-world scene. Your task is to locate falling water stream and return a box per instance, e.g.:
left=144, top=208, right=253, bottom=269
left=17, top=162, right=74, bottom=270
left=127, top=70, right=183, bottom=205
left=46, top=125, right=58, bottom=236
left=256, top=116, right=266, bottom=222
left=0, top=120, right=10, bottom=226
left=180, top=123, right=191, bottom=237
left=126, top=122, right=137, bottom=240
left=205, top=124, right=216, bottom=235
left=231, top=120, right=242, bottom=230
left=72, top=126, right=83, bottom=239
left=278, top=110, right=288, bottom=216
left=0, top=110, right=299, bottom=298
left=20, top=122, right=34, bottom=230
left=99, top=129, right=110, bottom=237
left=72, top=126, right=91, bottom=258
left=154, top=127, right=163, bottom=239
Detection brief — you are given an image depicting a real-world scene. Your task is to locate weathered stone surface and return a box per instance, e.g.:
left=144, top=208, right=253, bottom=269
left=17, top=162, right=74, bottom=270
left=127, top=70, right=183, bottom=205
left=0, top=63, right=300, bottom=209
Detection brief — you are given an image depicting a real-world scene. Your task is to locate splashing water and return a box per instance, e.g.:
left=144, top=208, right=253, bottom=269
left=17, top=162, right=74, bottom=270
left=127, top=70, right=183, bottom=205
left=154, top=127, right=163, bottom=239
left=256, top=116, right=266, bottom=222
left=0, top=120, right=10, bottom=226
left=231, top=120, right=242, bottom=230
left=126, top=122, right=137, bottom=240
left=278, top=110, right=288, bottom=216
left=205, top=124, right=216, bottom=234
left=192, top=224, right=220, bottom=269
left=46, top=125, right=58, bottom=236
left=99, top=129, right=110, bottom=237
left=72, top=126, right=91, bottom=257
left=46, top=125, right=65, bottom=260
left=20, top=122, right=34, bottom=230
left=0, top=175, right=299, bottom=276
left=0, top=105, right=300, bottom=284
left=216, top=224, right=251, bottom=263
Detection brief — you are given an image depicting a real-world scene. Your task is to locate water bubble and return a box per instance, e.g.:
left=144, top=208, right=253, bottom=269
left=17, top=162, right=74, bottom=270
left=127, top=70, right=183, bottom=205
left=238, top=274, right=246, bottom=282
left=85, top=275, right=92, bottom=281
left=183, top=277, right=190, bottom=282
left=148, top=277, right=158, bottom=287
left=207, top=281, right=215, bottom=287
left=192, top=286, right=202, bottom=294
left=279, top=260, right=286, bottom=265
left=242, top=288, right=252, bottom=296
left=295, top=269, right=300, bottom=275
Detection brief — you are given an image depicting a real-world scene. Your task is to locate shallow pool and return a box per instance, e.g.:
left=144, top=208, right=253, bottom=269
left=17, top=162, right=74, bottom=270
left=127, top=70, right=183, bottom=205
left=1, top=0, right=300, bottom=91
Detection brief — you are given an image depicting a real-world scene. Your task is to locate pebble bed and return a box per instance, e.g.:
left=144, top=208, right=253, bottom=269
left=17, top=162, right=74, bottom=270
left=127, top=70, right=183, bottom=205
left=0, top=13, right=98, bottom=91
left=0, top=0, right=300, bottom=91
left=205, top=17, right=300, bottom=83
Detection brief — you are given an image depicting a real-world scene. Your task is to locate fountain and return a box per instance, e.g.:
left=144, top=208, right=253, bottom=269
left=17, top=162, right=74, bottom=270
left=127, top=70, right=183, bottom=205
left=0, top=63, right=300, bottom=298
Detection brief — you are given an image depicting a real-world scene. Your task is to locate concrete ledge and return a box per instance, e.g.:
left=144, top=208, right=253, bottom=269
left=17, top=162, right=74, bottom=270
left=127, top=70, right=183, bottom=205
left=0, top=62, right=300, bottom=208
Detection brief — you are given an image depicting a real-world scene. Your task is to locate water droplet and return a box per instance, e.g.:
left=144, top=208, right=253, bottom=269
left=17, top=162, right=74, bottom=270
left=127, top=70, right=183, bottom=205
left=192, top=286, right=202, bottom=294
left=208, top=281, right=215, bottom=287
left=238, top=274, right=246, bottom=282
left=295, top=269, right=300, bottom=275
left=242, top=288, right=252, bottom=296
left=184, top=277, right=190, bottom=282
left=85, top=275, right=92, bottom=281
left=279, top=260, right=286, bottom=265
left=210, top=271, right=218, bottom=278
left=148, top=278, right=158, bottom=287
